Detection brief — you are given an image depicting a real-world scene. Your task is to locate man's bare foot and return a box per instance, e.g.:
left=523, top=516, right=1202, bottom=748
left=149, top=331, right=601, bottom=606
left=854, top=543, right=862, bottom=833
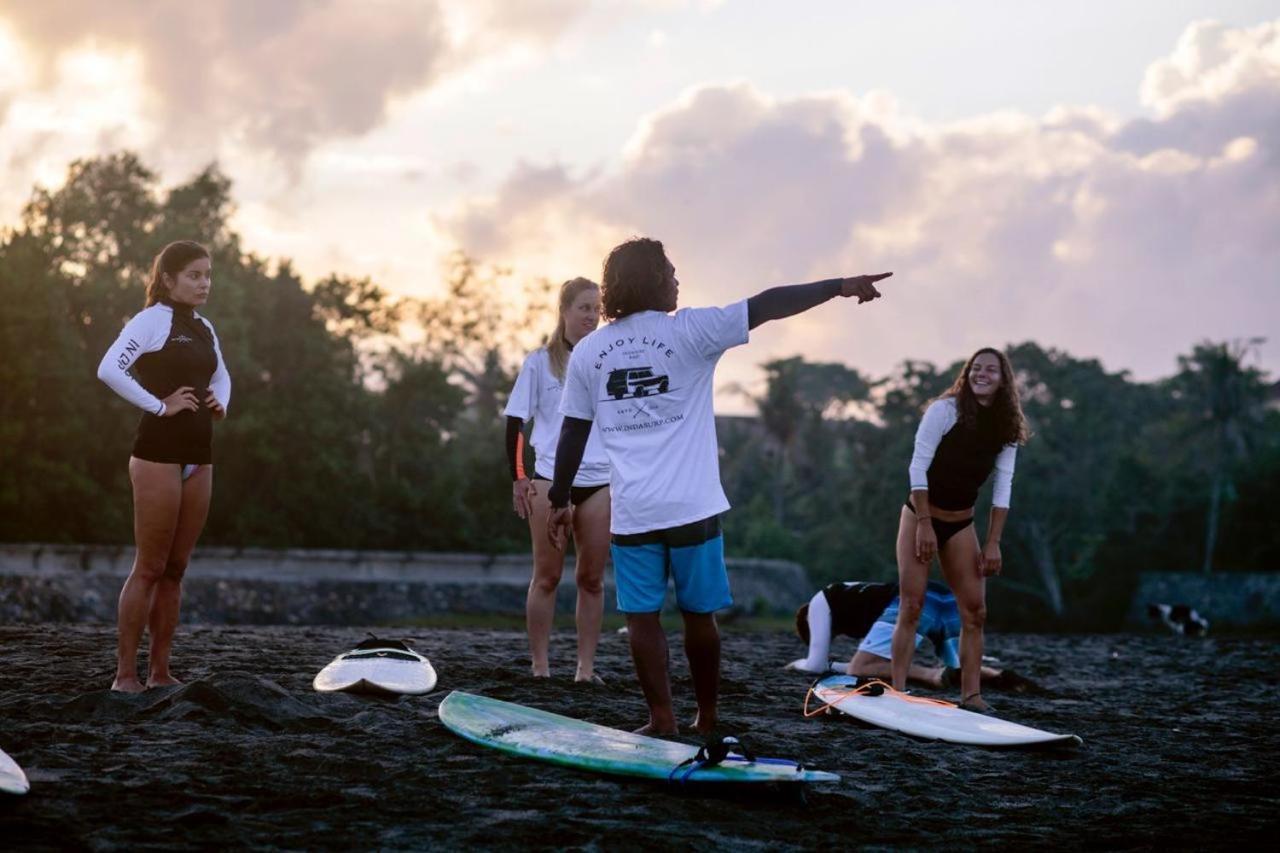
left=574, top=672, right=605, bottom=685
left=531, top=668, right=551, bottom=678
left=111, top=676, right=146, bottom=693
left=633, top=720, right=679, bottom=737
left=146, top=674, right=182, bottom=688
left=690, top=712, right=717, bottom=737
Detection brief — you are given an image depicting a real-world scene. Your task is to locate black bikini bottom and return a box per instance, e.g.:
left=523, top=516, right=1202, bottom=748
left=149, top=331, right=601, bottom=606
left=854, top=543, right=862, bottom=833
left=905, top=499, right=973, bottom=550
left=535, top=476, right=608, bottom=506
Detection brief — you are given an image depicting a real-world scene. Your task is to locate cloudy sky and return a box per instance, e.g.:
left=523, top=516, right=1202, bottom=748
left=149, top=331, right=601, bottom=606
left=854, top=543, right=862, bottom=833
left=1, top=0, right=1276, bottom=400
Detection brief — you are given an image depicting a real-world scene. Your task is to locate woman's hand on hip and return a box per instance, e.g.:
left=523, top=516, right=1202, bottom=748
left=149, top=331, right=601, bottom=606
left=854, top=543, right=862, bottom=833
left=161, top=387, right=200, bottom=416
left=204, top=391, right=226, bottom=421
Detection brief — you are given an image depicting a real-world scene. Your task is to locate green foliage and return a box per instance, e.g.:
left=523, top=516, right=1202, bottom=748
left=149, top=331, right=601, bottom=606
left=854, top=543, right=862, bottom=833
left=2, top=152, right=1276, bottom=630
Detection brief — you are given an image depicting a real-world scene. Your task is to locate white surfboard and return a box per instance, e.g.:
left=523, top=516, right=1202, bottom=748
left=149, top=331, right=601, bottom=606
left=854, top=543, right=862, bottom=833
left=0, top=746, right=30, bottom=795
left=812, top=675, right=1082, bottom=748
left=313, top=637, right=437, bottom=696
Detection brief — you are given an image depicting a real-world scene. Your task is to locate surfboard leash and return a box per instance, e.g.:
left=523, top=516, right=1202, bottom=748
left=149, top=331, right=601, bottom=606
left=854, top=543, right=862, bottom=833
left=803, top=678, right=958, bottom=718
left=667, top=736, right=801, bottom=784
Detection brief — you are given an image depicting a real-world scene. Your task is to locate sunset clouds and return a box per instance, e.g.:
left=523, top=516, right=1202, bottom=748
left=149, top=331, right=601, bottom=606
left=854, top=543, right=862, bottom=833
left=0, top=1, right=592, bottom=159
left=443, top=18, right=1280, bottom=381
left=0, top=4, right=1274, bottom=388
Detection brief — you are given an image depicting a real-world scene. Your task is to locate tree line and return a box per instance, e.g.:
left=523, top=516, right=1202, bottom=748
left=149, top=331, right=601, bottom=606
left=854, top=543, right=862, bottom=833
left=1, top=153, right=1274, bottom=628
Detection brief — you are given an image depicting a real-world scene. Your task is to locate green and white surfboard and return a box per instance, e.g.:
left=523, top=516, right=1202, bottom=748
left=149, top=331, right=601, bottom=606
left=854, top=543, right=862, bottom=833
left=439, top=691, right=839, bottom=785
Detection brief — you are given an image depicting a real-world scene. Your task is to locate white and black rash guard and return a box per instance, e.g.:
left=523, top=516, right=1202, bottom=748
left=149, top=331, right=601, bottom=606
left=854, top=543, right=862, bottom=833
left=908, top=397, right=1016, bottom=510
left=97, top=299, right=230, bottom=465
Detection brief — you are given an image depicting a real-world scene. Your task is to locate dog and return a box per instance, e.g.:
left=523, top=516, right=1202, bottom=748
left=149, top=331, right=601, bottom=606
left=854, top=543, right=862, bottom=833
left=1147, top=603, right=1210, bottom=637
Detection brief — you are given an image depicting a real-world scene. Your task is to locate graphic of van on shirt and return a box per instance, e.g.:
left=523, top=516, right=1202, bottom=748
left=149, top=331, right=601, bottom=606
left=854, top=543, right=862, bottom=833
left=560, top=302, right=749, bottom=534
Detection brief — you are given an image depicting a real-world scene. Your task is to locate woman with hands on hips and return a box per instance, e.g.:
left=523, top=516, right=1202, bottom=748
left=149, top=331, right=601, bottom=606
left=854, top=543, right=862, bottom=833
left=891, top=348, right=1028, bottom=713
left=96, top=240, right=230, bottom=692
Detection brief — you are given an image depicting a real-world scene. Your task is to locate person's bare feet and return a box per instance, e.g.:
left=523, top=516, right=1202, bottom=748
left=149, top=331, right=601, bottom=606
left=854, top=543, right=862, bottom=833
left=959, top=693, right=995, bottom=714
left=146, top=674, right=182, bottom=688
left=633, top=719, right=679, bottom=737
left=111, top=676, right=146, bottom=693
left=690, top=711, right=717, bottom=737
left=575, top=672, right=605, bottom=685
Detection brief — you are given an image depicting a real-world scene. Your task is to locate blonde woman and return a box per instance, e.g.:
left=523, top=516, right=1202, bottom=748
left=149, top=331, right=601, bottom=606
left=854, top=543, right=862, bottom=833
left=504, top=278, right=610, bottom=681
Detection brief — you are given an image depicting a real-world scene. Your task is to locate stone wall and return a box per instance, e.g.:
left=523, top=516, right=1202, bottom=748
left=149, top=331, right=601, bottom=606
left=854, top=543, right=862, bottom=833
left=0, top=543, right=813, bottom=625
left=1128, top=571, right=1280, bottom=630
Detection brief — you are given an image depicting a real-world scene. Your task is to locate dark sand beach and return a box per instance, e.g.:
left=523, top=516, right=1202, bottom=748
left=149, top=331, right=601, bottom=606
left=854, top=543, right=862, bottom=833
left=1, top=624, right=1276, bottom=850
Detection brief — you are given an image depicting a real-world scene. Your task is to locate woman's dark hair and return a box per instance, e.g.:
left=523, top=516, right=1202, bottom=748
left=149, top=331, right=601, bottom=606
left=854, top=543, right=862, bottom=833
left=144, top=240, right=210, bottom=307
left=601, top=237, right=670, bottom=320
left=795, top=604, right=811, bottom=645
left=937, top=347, right=1030, bottom=446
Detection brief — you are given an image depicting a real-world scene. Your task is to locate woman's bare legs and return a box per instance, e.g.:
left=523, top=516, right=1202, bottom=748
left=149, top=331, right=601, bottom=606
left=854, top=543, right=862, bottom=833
left=890, top=507, right=928, bottom=691
left=114, top=459, right=180, bottom=692
left=939, top=525, right=987, bottom=708
left=525, top=480, right=566, bottom=677
left=146, top=465, right=212, bottom=686
left=569, top=487, right=609, bottom=682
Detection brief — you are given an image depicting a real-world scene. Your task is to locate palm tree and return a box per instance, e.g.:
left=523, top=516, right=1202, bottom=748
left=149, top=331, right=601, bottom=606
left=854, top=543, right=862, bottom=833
left=1174, top=340, right=1268, bottom=573
left=730, top=357, right=869, bottom=525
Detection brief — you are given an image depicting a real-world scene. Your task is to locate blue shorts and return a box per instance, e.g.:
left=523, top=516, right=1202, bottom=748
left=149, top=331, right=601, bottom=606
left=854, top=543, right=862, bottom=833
left=610, top=517, right=732, bottom=614
left=857, top=581, right=961, bottom=668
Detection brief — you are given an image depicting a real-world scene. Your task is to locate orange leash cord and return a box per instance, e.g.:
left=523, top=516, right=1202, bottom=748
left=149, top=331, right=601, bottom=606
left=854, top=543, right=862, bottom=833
left=803, top=679, right=958, bottom=718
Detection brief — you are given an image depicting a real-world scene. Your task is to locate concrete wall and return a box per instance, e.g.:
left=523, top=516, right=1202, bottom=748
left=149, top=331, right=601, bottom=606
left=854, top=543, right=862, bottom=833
left=1128, top=571, right=1280, bottom=629
left=0, top=543, right=813, bottom=625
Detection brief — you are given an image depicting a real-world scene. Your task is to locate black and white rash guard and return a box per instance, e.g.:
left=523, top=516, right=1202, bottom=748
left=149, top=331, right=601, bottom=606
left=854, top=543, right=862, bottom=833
left=792, top=581, right=900, bottom=673
left=908, top=397, right=1016, bottom=510
left=96, top=299, right=230, bottom=465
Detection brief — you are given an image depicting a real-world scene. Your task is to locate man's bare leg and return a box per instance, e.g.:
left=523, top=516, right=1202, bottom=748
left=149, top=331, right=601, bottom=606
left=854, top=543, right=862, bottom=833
left=627, top=612, right=678, bottom=735
left=682, top=611, right=720, bottom=736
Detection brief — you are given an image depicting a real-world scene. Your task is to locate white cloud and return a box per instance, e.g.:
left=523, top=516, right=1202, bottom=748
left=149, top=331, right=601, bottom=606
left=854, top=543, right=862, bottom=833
left=0, top=0, right=593, bottom=165
left=441, top=18, right=1280, bottom=383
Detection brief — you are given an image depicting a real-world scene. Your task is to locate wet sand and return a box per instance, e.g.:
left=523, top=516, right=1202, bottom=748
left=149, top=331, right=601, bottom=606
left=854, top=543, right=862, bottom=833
left=0, top=624, right=1276, bottom=850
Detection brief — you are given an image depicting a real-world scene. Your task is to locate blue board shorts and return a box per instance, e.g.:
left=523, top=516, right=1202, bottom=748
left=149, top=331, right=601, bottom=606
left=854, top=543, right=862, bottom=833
left=610, top=515, right=732, bottom=615
left=857, top=580, right=961, bottom=668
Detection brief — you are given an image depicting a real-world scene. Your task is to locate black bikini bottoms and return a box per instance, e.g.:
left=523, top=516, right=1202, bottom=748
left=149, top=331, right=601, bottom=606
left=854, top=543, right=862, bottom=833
left=905, top=499, right=973, bottom=550
left=536, top=476, right=607, bottom=506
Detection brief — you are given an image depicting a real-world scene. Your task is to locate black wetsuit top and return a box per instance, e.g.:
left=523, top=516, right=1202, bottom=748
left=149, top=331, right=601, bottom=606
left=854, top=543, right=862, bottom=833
left=823, top=581, right=899, bottom=639
left=97, top=299, right=229, bottom=465
left=926, top=402, right=1006, bottom=510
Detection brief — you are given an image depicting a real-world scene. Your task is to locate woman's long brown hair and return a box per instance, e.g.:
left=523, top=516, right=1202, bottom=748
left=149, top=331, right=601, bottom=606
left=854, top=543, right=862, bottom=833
left=144, top=240, right=209, bottom=307
left=937, top=347, right=1029, bottom=446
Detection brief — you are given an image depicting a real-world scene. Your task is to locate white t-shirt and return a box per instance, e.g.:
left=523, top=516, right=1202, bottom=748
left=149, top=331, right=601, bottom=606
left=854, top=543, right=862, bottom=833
left=504, top=348, right=610, bottom=485
left=560, top=302, right=750, bottom=534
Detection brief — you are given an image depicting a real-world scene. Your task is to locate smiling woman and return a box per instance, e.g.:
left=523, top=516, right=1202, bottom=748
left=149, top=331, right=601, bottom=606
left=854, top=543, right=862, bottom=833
left=893, top=347, right=1029, bottom=713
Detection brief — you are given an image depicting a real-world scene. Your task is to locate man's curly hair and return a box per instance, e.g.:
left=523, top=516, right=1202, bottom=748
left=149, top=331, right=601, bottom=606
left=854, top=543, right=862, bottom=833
left=601, top=237, right=670, bottom=320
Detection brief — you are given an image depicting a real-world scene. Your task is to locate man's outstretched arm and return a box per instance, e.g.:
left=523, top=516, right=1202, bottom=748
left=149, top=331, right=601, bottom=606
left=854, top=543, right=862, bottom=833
left=746, top=273, right=892, bottom=330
